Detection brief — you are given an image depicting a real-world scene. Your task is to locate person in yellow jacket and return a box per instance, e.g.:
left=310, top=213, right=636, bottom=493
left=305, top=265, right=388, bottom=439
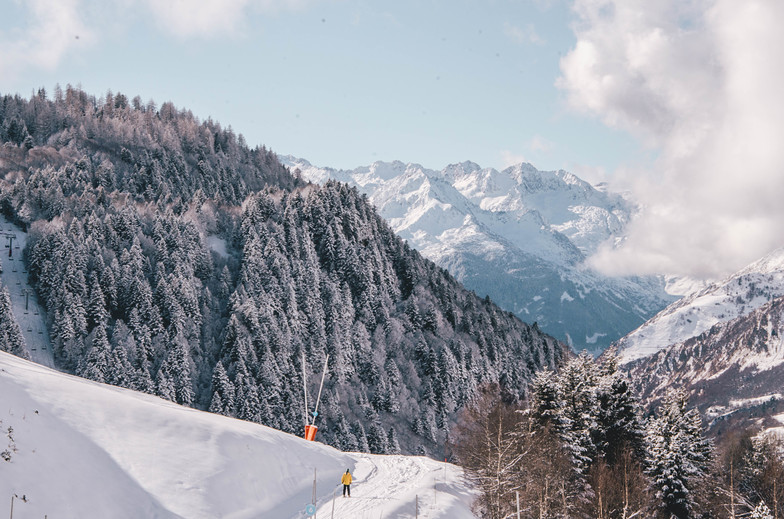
left=341, top=469, right=352, bottom=497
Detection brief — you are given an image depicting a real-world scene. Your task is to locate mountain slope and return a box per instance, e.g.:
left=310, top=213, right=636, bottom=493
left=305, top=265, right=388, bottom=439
left=626, top=296, right=784, bottom=435
left=0, top=350, right=475, bottom=519
left=284, top=157, right=675, bottom=353
left=616, top=247, right=784, bottom=364
left=0, top=87, right=567, bottom=455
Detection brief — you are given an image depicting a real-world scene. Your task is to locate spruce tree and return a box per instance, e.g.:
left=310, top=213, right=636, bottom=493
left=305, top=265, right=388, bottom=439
left=645, top=388, right=712, bottom=518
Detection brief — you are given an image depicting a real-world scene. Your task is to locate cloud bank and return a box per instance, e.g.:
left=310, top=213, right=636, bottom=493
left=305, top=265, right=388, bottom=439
left=559, top=0, right=784, bottom=279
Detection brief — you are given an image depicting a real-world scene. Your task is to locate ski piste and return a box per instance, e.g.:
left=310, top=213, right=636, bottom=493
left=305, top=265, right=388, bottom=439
left=0, top=214, right=53, bottom=368
left=0, top=350, right=476, bottom=518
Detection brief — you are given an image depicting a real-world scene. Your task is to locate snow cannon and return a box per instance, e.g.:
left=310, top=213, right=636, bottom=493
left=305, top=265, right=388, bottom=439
left=302, top=354, right=329, bottom=442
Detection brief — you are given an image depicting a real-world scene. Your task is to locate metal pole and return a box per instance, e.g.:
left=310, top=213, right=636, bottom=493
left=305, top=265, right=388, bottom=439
left=9, top=494, right=14, bottom=519
left=313, top=468, right=317, bottom=519
left=312, top=355, right=329, bottom=421
left=303, top=353, right=309, bottom=426
left=331, top=490, right=335, bottom=519
left=517, top=491, right=521, bottom=519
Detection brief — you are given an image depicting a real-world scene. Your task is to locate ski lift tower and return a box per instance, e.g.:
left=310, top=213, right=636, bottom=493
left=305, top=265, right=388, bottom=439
left=0, top=231, right=16, bottom=258
left=303, top=353, right=329, bottom=441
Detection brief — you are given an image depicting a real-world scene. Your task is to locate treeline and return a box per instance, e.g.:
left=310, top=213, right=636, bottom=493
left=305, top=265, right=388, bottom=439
left=452, top=353, right=784, bottom=519
left=0, top=86, right=567, bottom=454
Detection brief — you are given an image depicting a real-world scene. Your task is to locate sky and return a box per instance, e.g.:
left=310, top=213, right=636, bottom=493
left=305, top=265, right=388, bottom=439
left=0, top=0, right=640, bottom=175
left=1, top=0, right=783, bottom=280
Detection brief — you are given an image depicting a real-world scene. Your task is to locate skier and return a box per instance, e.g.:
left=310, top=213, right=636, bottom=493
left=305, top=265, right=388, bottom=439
left=341, top=469, right=352, bottom=497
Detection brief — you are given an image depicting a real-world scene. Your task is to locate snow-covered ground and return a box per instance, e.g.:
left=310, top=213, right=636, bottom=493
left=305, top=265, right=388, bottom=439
left=0, top=351, right=476, bottom=518
left=0, top=214, right=53, bottom=368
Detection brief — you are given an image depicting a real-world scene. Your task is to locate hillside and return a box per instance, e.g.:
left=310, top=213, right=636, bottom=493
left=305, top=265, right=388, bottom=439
left=0, top=350, right=474, bottom=518
left=626, top=295, right=784, bottom=436
left=616, top=247, right=784, bottom=364
left=283, top=157, right=675, bottom=353
left=0, top=87, right=567, bottom=456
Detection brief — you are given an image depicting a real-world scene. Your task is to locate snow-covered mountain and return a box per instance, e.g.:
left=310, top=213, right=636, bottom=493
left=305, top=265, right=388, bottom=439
left=613, top=247, right=784, bottom=435
left=283, top=157, right=675, bottom=353
left=625, top=295, right=784, bottom=436
left=0, top=350, right=475, bottom=518
left=616, top=247, right=784, bottom=364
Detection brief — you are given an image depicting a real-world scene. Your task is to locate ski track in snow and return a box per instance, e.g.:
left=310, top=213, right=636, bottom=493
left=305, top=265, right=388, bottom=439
left=0, top=215, right=53, bottom=368
left=318, top=454, right=450, bottom=519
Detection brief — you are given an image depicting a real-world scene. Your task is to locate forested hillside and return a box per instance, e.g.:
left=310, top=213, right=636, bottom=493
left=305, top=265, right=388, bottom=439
left=0, top=86, right=566, bottom=454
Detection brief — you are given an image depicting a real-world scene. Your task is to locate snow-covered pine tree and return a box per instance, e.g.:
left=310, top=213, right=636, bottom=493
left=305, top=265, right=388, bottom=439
left=645, top=388, right=712, bottom=519
left=593, top=354, right=645, bottom=465
left=79, top=321, right=111, bottom=383
left=209, top=362, right=236, bottom=416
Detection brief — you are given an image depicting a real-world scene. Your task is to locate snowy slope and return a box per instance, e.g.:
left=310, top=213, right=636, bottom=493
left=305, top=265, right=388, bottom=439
left=285, top=157, right=674, bottom=353
left=0, top=351, right=475, bottom=519
left=626, top=295, right=784, bottom=436
left=0, top=213, right=53, bottom=367
left=617, top=247, right=784, bottom=364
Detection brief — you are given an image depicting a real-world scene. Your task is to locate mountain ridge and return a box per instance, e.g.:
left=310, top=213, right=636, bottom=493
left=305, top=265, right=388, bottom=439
left=616, top=246, right=784, bottom=364
left=284, top=156, right=676, bottom=352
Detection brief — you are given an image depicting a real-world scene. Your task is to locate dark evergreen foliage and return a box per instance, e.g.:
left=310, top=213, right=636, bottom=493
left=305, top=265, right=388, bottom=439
left=0, top=86, right=567, bottom=454
left=0, top=284, right=29, bottom=359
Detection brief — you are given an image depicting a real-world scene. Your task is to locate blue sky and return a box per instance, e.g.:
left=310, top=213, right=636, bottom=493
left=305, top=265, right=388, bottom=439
left=0, top=0, right=643, bottom=176
left=2, top=0, right=783, bottom=279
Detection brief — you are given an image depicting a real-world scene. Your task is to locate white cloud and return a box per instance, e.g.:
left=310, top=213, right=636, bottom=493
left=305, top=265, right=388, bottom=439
left=560, top=0, right=784, bottom=279
left=141, top=0, right=253, bottom=39
left=567, top=163, right=609, bottom=185
left=503, top=22, right=545, bottom=46
left=0, top=0, right=93, bottom=80
left=500, top=150, right=528, bottom=169
left=528, top=134, right=554, bottom=153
